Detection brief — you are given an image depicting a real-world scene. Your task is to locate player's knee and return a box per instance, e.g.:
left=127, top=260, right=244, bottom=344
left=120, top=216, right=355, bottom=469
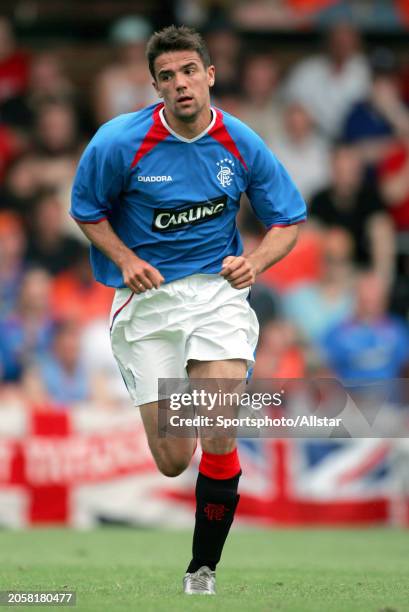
left=156, top=459, right=189, bottom=478
left=152, top=441, right=193, bottom=477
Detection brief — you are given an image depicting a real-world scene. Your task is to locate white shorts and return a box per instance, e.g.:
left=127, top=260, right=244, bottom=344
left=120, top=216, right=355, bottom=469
left=109, top=274, right=259, bottom=406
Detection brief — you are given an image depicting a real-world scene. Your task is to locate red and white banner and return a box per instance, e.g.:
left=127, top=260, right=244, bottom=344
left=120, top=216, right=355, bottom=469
left=0, top=408, right=408, bottom=528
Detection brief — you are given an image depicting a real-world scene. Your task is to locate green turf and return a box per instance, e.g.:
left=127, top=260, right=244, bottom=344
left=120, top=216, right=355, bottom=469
left=0, top=527, right=408, bottom=611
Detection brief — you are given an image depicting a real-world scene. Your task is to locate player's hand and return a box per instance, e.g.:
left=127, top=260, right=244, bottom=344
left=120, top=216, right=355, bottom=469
left=120, top=254, right=164, bottom=293
left=219, top=255, right=257, bottom=289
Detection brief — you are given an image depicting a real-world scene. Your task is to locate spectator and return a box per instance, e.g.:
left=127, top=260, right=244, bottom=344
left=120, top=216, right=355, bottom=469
left=284, top=22, right=370, bottom=138
left=24, top=188, right=82, bottom=275
left=342, top=48, right=409, bottom=170
left=212, top=90, right=242, bottom=118
left=94, top=16, right=156, bottom=124
left=315, top=0, right=401, bottom=30
left=204, top=22, right=241, bottom=99
left=27, top=100, right=81, bottom=204
left=0, top=268, right=54, bottom=382
left=174, top=0, right=208, bottom=28
left=239, top=203, right=324, bottom=293
left=237, top=53, right=284, bottom=143
left=257, top=225, right=324, bottom=293
left=249, top=283, right=282, bottom=328
left=0, top=211, right=26, bottom=318
left=252, top=319, right=306, bottom=379
left=239, top=201, right=265, bottom=256
left=390, top=252, right=409, bottom=320
left=232, top=0, right=297, bottom=30
left=399, top=57, right=409, bottom=107
left=29, top=52, right=75, bottom=104
left=283, top=228, right=355, bottom=344
left=378, top=136, right=409, bottom=233
left=0, top=153, right=41, bottom=217
left=309, top=142, right=395, bottom=281
left=50, top=245, right=114, bottom=325
left=321, top=271, right=409, bottom=381
left=81, top=318, right=132, bottom=404
left=1, top=51, right=80, bottom=133
left=271, top=102, right=331, bottom=202
left=0, top=124, right=23, bottom=182
left=22, top=320, right=110, bottom=409
left=33, top=100, right=81, bottom=158
left=0, top=17, right=30, bottom=106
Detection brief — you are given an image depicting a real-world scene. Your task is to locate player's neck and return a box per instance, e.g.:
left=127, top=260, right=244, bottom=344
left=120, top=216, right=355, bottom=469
left=163, top=107, right=213, bottom=140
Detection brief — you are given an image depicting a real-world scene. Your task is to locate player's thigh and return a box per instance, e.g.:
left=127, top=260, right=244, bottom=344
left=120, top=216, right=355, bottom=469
left=188, top=359, right=246, bottom=454
left=185, top=278, right=258, bottom=379
left=139, top=401, right=196, bottom=475
left=187, top=358, right=247, bottom=379
left=111, top=319, right=185, bottom=406
left=111, top=322, right=196, bottom=473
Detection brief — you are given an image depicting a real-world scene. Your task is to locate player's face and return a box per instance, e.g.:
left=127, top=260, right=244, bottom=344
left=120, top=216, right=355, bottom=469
left=153, top=51, right=215, bottom=124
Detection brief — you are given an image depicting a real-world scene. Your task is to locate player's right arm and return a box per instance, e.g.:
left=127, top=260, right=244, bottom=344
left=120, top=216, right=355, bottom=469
left=75, top=219, right=164, bottom=292
left=70, top=117, right=164, bottom=293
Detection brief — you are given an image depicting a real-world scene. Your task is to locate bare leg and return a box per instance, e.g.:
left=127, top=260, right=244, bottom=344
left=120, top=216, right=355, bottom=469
left=187, top=358, right=247, bottom=453
left=139, top=359, right=246, bottom=475
left=184, top=358, right=247, bottom=577
left=139, top=401, right=197, bottom=477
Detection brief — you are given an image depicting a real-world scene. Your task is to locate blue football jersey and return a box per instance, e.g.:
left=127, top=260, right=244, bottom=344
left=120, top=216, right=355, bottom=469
left=70, top=102, right=307, bottom=288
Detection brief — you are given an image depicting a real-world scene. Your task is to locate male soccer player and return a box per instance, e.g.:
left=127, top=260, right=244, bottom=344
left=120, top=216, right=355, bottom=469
left=71, top=25, right=306, bottom=595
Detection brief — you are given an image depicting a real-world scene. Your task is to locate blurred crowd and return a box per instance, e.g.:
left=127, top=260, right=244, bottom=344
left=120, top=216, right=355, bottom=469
left=0, top=13, right=408, bottom=412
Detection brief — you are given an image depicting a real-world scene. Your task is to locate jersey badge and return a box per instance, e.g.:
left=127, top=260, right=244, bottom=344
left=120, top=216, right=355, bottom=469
left=216, top=159, right=234, bottom=188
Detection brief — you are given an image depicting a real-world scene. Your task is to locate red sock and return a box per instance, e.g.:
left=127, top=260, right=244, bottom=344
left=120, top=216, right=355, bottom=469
left=199, top=448, right=241, bottom=480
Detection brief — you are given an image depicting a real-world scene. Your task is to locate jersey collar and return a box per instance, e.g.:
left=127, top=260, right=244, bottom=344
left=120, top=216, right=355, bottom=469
left=159, top=106, right=216, bottom=143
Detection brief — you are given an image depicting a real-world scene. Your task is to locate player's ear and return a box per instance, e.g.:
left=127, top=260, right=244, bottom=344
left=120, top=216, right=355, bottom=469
left=208, top=65, right=215, bottom=88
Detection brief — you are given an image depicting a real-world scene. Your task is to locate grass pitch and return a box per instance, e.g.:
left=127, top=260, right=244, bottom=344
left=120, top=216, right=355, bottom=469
left=0, top=527, right=408, bottom=611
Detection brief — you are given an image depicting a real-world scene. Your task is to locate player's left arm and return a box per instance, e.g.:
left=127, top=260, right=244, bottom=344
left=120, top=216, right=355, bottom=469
left=221, top=135, right=306, bottom=289
left=220, top=224, right=299, bottom=289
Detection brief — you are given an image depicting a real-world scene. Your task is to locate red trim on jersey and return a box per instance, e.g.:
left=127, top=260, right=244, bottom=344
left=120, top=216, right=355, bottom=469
left=208, top=109, right=248, bottom=171
left=131, top=103, right=169, bottom=169
left=267, top=219, right=306, bottom=229
left=110, top=292, right=135, bottom=333
left=70, top=214, right=108, bottom=225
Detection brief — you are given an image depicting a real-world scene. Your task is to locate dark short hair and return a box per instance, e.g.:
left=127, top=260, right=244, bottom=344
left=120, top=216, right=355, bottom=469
left=146, top=25, right=211, bottom=78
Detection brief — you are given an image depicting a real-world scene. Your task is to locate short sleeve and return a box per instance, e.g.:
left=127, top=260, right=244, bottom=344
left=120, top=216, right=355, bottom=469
left=246, top=141, right=307, bottom=228
left=70, top=125, right=125, bottom=224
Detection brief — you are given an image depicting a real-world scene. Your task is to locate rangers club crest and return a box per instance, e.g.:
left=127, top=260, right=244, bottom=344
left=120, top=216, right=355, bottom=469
left=216, top=158, right=234, bottom=187
left=204, top=503, right=229, bottom=520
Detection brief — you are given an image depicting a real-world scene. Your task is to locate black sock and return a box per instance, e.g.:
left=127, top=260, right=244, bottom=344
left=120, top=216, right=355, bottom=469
left=187, top=470, right=241, bottom=573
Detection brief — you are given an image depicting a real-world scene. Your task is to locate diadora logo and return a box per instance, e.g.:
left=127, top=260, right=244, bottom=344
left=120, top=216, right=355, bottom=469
left=152, top=196, right=227, bottom=232
left=138, top=175, right=173, bottom=182
left=216, top=158, right=234, bottom=188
